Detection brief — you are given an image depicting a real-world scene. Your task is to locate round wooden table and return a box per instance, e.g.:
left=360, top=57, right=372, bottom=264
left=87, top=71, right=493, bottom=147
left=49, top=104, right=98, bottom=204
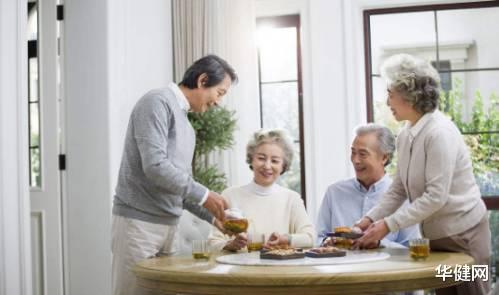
left=133, top=248, right=474, bottom=294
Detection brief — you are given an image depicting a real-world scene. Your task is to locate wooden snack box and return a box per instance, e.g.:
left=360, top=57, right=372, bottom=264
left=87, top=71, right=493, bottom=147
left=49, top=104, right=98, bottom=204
left=305, top=250, right=346, bottom=258
left=260, top=249, right=305, bottom=260
left=327, top=232, right=363, bottom=239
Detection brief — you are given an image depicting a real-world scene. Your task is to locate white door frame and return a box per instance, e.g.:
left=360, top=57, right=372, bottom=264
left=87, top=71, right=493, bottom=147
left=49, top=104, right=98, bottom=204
left=30, top=0, right=65, bottom=294
left=0, top=0, right=32, bottom=294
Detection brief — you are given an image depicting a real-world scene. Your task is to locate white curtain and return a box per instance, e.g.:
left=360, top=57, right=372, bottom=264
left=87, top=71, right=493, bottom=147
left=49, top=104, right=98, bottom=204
left=172, top=0, right=208, bottom=82
left=172, top=0, right=261, bottom=188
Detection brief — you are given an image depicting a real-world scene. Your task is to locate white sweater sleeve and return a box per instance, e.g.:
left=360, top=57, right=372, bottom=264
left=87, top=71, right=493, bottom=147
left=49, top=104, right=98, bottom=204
left=207, top=226, right=231, bottom=252
left=288, top=195, right=315, bottom=248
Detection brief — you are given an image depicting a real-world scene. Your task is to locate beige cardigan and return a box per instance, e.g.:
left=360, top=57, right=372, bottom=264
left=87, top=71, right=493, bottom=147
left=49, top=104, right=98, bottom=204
left=367, top=110, right=486, bottom=240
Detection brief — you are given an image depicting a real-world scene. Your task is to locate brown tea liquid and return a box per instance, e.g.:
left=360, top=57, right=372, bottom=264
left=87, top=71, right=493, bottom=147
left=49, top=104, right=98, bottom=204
left=192, top=253, right=210, bottom=259
left=223, top=219, right=249, bottom=233
left=247, top=242, right=263, bottom=252
left=409, top=245, right=430, bottom=260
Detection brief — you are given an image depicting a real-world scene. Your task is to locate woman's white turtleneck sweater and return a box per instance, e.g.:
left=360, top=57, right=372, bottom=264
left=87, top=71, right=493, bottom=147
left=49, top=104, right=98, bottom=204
left=208, top=181, right=315, bottom=251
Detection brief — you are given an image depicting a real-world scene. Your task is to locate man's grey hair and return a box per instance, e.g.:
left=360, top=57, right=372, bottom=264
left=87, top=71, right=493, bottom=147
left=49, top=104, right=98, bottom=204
left=246, top=129, right=294, bottom=174
left=355, top=123, right=395, bottom=167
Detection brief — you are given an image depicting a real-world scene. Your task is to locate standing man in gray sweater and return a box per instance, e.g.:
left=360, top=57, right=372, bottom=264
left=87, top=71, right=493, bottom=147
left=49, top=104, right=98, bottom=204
left=111, top=55, right=238, bottom=295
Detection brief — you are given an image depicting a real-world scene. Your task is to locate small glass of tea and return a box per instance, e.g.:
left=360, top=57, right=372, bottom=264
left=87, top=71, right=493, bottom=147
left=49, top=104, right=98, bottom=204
left=247, top=233, right=265, bottom=252
left=409, top=238, right=430, bottom=260
left=192, top=240, right=211, bottom=260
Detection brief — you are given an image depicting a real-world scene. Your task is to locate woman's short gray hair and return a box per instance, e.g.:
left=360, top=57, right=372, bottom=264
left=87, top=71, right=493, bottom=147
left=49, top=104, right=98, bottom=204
left=381, top=54, right=441, bottom=114
left=246, top=129, right=294, bottom=174
left=355, top=123, right=395, bottom=167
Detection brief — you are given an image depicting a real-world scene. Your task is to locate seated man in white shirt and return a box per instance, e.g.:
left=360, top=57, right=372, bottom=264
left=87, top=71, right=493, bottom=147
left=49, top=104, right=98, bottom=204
left=317, top=123, right=420, bottom=248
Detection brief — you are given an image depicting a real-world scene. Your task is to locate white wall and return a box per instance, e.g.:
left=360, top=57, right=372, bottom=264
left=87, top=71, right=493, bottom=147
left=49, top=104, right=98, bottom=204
left=108, top=0, right=174, bottom=197
left=307, top=0, right=357, bottom=219
left=64, top=1, right=111, bottom=294
left=0, top=0, right=32, bottom=294
left=64, top=0, right=173, bottom=294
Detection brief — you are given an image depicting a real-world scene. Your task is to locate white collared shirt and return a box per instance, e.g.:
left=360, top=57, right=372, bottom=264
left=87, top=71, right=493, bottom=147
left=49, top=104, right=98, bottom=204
left=408, top=110, right=433, bottom=140
left=168, top=82, right=191, bottom=113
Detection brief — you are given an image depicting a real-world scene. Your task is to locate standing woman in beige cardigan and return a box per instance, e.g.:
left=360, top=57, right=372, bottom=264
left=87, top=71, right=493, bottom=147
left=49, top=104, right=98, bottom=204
left=355, top=54, right=491, bottom=295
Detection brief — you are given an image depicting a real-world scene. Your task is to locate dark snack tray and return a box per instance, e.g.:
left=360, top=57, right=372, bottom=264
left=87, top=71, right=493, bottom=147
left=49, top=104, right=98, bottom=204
left=326, top=232, right=364, bottom=239
left=305, top=250, right=346, bottom=258
left=260, top=251, right=305, bottom=260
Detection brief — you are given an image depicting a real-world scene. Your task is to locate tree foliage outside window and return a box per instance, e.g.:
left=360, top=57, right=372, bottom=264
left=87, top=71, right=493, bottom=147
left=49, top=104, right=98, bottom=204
left=440, top=79, right=499, bottom=196
left=188, top=106, right=237, bottom=192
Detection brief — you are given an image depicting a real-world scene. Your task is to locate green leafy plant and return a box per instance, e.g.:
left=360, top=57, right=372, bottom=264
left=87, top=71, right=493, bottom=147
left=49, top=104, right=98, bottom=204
left=191, top=164, right=228, bottom=193
left=188, top=106, right=237, bottom=192
left=439, top=78, right=499, bottom=195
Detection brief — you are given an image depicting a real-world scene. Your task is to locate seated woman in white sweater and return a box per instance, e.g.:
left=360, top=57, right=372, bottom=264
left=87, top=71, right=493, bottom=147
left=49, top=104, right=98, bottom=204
left=208, top=129, right=315, bottom=252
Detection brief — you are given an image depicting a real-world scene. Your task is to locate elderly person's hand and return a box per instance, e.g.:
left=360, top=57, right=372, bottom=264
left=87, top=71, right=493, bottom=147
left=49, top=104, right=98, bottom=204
left=353, top=219, right=388, bottom=249
left=263, top=232, right=290, bottom=249
left=354, top=217, right=373, bottom=232
left=223, top=233, right=248, bottom=252
left=213, top=219, right=236, bottom=236
left=320, top=237, right=337, bottom=247
left=203, top=191, right=229, bottom=222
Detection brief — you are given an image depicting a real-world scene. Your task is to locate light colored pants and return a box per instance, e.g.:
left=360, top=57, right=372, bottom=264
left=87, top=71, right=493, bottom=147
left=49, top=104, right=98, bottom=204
left=111, top=215, right=178, bottom=295
left=431, top=214, right=491, bottom=295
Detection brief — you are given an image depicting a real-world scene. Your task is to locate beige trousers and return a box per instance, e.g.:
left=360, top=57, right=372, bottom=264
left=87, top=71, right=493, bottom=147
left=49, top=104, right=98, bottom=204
left=111, top=215, right=178, bottom=295
left=430, top=214, right=491, bottom=295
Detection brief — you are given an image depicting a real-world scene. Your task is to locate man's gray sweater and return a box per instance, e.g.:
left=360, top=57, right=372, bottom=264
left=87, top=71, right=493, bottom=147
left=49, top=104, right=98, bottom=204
left=113, top=86, right=213, bottom=225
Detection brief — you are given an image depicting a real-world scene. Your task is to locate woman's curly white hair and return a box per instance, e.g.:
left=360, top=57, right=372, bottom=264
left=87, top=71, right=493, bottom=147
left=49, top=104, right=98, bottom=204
left=381, top=54, right=441, bottom=114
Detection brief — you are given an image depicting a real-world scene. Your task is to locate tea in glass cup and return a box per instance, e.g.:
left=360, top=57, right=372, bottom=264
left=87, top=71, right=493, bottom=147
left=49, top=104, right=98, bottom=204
left=247, top=233, right=265, bottom=252
left=223, top=218, right=249, bottom=234
left=223, top=208, right=248, bottom=234
left=409, top=238, right=430, bottom=260
left=192, top=240, right=211, bottom=260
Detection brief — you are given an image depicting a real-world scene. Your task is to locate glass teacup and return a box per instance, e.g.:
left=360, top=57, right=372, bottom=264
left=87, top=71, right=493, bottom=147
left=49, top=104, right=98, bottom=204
left=247, top=233, right=265, bottom=252
left=192, top=240, right=211, bottom=260
left=409, top=238, right=430, bottom=260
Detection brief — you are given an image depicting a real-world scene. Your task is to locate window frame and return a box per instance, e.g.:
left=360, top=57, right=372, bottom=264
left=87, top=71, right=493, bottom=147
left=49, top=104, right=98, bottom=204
left=363, top=1, right=499, bottom=208
left=256, top=14, right=307, bottom=203
left=28, top=2, right=42, bottom=188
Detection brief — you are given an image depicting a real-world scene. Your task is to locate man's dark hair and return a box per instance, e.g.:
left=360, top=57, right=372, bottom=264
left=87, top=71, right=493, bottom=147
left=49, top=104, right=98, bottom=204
left=179, top=54, right=238, bottom=89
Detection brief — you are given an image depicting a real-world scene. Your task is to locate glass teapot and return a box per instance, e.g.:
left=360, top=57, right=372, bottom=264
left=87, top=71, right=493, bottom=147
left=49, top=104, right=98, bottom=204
left=223, top=208, right=248, bottom=234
